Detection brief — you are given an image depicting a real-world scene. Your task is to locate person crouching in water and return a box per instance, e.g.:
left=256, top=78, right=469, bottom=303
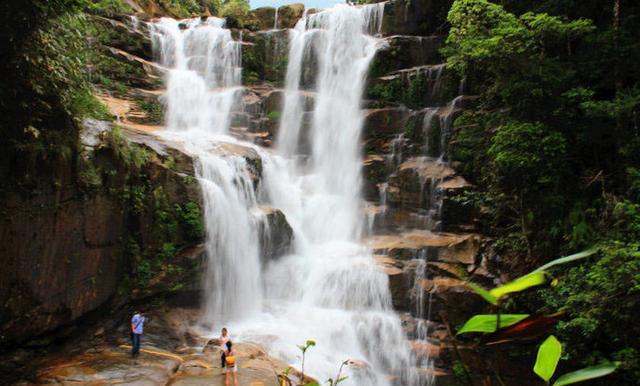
left=223, top=341, right=238, bottom=386
left=219, top=327, right=230, bottom=368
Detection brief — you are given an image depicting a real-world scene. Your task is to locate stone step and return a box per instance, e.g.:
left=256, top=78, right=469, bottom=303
left=374, top=252, right=488, bottom=324
left=367, top=230, right=480, bottom=263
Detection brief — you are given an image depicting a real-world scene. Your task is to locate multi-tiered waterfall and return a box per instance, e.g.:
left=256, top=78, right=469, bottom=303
left=151, top=5, right=424, bottom=385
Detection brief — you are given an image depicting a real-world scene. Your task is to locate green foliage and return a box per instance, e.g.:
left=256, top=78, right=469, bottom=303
left=298, top=339, right=316, bottom=354
left=78, top=162, right=103, bottom=191
left=138, top=99, right=164, bottom=125
left=220, top=0, right=250, bottom=28
left=153, top=187, right=179, bottom=238
left=452, top=360, right=470, bottom=385
left=534, top=335, right=562, bottom=382
left=0, top=4, right=113, bottom=190
left=488, top=121, right=566, bottom=190
left=106, top=125, right=151, bottom=170
left=533, top=249, right=597, bottom=273
left=403, top=115, right=419, bottom=141
left=490, top=271, right=547, bottom=299
left=158, top=242, right=176, bottom=261
left=367, top=80, right=402, bottom=103
left=457, top=314, right=529, bottom=334
left=267, top=110, right=281, bottom=121
left=462, top=249, right=593, bottom=307
left=553, top=362, right=620, bottom=386
left=175, top=201, right=205, bottom=242
left=458, top=250, right=619, bottom=384
left=85, top=0, right=132, bottom=16
left=466, top=281, right=499, bottom=305
left=444, top=0, right=528, bottom=75
left=366, top=74, right=435, bottom=108
left=128, top=184, right=147, bottom=214
left=244, top=70, right=259, bottom=84
left=444, top=0, right=593, bottom=108
left=541, top=242, right=640, bottom=383
left=155, top=0, right=209, bottom=17
left=70, top=89, right=112, bottom=120
left=136, top=258, right=153, bottom=287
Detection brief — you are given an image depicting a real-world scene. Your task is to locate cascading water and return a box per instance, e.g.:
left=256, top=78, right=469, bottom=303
left=151, top=17, right=242, bottom=134
left=152, top=5, right=426, bottom=385
left=257, top=4, right=421, bottom=385
left=151, top=17, right=262, bottom=324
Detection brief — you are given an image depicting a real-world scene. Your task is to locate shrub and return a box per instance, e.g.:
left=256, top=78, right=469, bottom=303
left=220, top=0, right=250, bottom=28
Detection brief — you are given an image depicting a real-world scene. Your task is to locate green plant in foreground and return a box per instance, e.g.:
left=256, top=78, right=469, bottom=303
left=456, top=248, right=619, bottom=385
left=298, top=339, right=315, bottom=385
left=279, top=340, right=348, bottom=386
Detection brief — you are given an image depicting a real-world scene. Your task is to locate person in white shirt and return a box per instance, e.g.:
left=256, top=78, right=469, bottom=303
left=219, top=327, right=230, bottom=368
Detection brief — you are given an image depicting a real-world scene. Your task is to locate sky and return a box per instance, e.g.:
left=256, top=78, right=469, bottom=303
left=249, top=0, right=345, bottom=10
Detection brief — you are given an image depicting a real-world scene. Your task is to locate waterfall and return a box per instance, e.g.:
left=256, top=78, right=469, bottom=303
left=151, top=17, right=242, bottom=134
left=152, top=5, right=423, bottom=385
left=151, top=17, right=262, bottom=324
left=259, top=3, right=420, bottom=385
left=274, top=7, right=279, bottom=29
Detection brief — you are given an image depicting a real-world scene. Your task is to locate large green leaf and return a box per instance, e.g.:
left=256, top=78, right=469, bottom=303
left=534, top=335, right=562, bottom=382
left=457, top=314, right=529, bottom=334
left=489, top=271, right=547, bottom=299
left=533, top=248, right=598, bottom=273
left=466, top=282, right=499, bottom=305
left=552, top=362, right=619, bottom=386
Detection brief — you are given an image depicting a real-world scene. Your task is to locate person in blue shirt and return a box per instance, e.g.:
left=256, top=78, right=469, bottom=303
left=130, top=310, right=145, bottom=357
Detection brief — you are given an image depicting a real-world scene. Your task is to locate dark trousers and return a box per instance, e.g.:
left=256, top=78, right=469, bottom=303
left=132, top=333, right=141, bottom=356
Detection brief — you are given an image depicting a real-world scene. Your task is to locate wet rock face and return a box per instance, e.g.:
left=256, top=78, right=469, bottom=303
left=258, top=207, right=294, bottom=260
left=362, top=107, right=412, bottom=153
left=382, top=0, right=454, bottom=36
left=0, top=191, right=125, bottom=346
left=370, top=36, right=444, bottom=78
left=242, top=30, right=289, bottom=85
left=92, top=15, right=153, bottom=60
left=0, top=126, right=204, bottom=346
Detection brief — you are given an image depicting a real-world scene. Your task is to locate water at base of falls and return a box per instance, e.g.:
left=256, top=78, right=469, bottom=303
left=151, top=5, right=425, bottom=385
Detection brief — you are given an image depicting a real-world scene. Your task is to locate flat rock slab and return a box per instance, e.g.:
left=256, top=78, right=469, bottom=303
left=35, top=349, right=180, bottom=385
left=366, top=230, right=481, bottom=264
left=31, top=341, right=288, bottom=386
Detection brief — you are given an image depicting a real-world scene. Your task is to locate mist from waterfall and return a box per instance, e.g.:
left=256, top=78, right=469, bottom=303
left=151, top=6, right=425, bottom=385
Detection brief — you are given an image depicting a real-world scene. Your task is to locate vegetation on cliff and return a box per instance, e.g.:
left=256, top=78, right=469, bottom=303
left=444, top=0, right=640, bottom=383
